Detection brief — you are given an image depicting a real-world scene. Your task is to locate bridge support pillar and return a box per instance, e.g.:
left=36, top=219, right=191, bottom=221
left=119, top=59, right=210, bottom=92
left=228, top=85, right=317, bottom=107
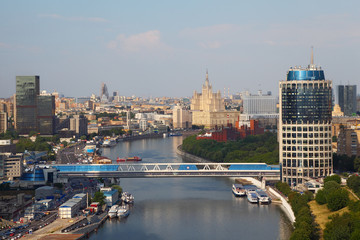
left=110, top=178, right=120, bottom=185
left=261, top=177, right=266, bottom=189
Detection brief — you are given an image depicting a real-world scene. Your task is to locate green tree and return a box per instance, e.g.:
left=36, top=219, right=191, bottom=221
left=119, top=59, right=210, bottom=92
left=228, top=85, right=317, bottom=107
left=324, top=175, right=341, bottom=184
left=324, top=213, right=351, bottom=240
left=354, top=157, right=360, bottom=172
left=327, top=188, right=349, bottom=211
left=111, top=185, right=123, bottom=194
left=347, top=175, right=360, bottom=194
left=92, top=191, right=106, bottom=206
left=315, top=189, right=327, bottom=205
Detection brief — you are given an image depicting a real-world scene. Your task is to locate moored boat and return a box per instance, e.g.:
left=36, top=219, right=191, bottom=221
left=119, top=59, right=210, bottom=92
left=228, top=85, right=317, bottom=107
left=108, top=205, right=119, bottom=218
left=121, top=192, right=134, bottom=204
left=116, top=157, right=126, bottom=163
left=232, top=184, right=246, bottom=197
left=256, top=189, right=271, bottom=204
left=247, top=192, right=259, bottom=203
left=117, top=204, right=130, bottom=218
left=126, top=156, right=142, bottom=161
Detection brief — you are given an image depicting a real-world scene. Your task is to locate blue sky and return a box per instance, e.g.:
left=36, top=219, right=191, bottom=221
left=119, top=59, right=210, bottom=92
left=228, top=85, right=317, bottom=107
left=1, top=0, right=360, bottom=98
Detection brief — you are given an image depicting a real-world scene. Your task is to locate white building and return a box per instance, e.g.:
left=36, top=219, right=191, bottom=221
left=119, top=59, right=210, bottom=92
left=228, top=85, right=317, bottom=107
left=241, top=90, right=277, bottom=117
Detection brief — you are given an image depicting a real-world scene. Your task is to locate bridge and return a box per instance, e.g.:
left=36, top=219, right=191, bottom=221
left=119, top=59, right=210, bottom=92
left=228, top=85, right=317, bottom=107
left=52, top=163, right=280, bottom=180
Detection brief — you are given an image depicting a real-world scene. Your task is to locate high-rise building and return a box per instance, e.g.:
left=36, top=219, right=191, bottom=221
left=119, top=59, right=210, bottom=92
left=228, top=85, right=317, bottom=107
left=15, top=76, right=40, bottom=134
left=37, top=94, right=55, bottom=135
left=337, top=85, right=357, bottom=116
left=69, top=115, right=88, bottom=137
left=100, top=83, right=109, bottom=102
left=0, top=153, right=24, bottom=180
left=337, top=123, right=360, bottom=157
left=191, top=71, right=239, bottom=129
left=0, top=112, right=8, bottom=133
left=279, top=52, right=333, bottom=186
left=173, top=104, right=192, bottom=129
left=15, top=76, right=55, bottom=135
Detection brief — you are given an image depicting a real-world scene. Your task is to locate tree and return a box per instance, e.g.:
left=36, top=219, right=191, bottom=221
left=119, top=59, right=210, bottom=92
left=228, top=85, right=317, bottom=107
left=327, top=188, right=349, bottom=211
left=111, top=185, right=123, bottom=194
left=347, top=175, right=360, bottom=194
left=80, top=135, right=87, bottom=141
left=61, top=141, right=68, bottom=147
left=324, top=175, right=341, bottom=185
left=315, top=189, right=327, bottom=205
left=324, top=213, right=351, bottom=240
left=354, top=157, right=360, bottom=172
left=92, top=191, right=106, bottom=206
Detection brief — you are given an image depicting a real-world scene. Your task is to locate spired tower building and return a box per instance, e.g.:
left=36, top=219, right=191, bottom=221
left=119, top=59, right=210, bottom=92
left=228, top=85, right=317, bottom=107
left=279, top=50, right=333, bottom=186
left=191, top=71, right=239, bottom=129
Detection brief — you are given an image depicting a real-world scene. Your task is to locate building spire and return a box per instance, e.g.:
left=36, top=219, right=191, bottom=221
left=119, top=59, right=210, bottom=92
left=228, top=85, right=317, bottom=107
left=310, top=46, right=314, bottom=65
left=206, top=69, right=209, bottom=83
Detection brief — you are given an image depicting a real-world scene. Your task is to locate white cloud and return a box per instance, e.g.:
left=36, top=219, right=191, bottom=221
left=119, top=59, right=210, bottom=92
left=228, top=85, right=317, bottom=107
left=38, top=14, right=108, bottom=23
left=107, top=30, right=169, bottom=52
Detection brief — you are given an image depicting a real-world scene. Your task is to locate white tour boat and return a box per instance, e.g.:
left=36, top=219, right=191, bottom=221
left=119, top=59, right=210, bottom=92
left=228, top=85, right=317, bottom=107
left=117, top=204, right=130, bottom=218
left=232, top=184, right=246, bottom=197
left=108, top=205, right=119, bottom=218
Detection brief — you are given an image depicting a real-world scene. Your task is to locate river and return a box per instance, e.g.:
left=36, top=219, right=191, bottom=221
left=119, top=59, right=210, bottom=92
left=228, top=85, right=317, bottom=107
left=91, top=136, right=293, bottom=240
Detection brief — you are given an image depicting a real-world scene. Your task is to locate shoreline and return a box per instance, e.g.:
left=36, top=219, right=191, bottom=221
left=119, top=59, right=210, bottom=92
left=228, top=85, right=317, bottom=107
left=176, top=144, right=295, bottom=224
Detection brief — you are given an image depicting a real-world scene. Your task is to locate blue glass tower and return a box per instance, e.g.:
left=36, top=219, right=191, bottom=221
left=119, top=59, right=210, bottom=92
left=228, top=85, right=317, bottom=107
left=279, top=50, right=333, bottom=186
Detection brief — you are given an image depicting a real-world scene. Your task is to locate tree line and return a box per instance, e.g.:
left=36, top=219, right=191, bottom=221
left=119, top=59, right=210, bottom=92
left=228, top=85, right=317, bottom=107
left=181, top=132, right=279, bottom=164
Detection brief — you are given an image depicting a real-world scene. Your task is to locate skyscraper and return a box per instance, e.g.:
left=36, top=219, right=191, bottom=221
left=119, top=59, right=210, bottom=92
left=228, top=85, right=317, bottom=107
left=279, top=51, right=333, bottom=186
left=337, top=85, right=357, bottom=116
left=15, top=76, right=55, bottom=135
left=15, top=76, right=40, bottom=134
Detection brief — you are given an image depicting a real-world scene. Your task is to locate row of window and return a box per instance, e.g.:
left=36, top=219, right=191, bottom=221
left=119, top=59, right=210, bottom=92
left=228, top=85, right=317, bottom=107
left=282, top=132, right=330, bottom=138
left=282, top=139, right=330, bottom=145
left=282, top=126, right=331, bottom=132
left=282, top=152, right=331, bottom=158
left=283, top=168, right=331, bottom=178
left=281, top=82, right=331, bottom=90
left=282, top=159, right=332, bottom=167
left=282, top=146, right=331, bottom=151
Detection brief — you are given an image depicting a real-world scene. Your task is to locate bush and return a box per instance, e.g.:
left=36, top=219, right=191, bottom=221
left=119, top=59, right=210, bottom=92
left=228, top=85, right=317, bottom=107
left=315, top=189, right=327, bottom=205
left=347, top=175, right=360, bottom=194
left=324, top=213, right=351, bottom=240
left=275, top=181, right=292, bottom=196
left=327, top=188, right=349, bottom=211
left=324, top=175, right=341, bottom=185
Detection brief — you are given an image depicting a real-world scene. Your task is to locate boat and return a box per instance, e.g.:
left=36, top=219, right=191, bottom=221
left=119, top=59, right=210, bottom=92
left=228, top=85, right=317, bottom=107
left=116, top=157, right=126, bottom=163
left=108, top=205, right=119, bottom=218
left=121, top=192, right=134, bottom=204
left=256, top=189, right=271, bottom=204
left=247, top=192, right=259, bottom=203
left=126, top=156, right=142, bottom=162
left=232, top=184, right=246, bottom=197
left=169, top=132, right=182, bottom=137
left=116, top=156, right=142, bottom=163
left=117, top=205, right=130, bottom=218
left=102, top=139, right=116, bottom=148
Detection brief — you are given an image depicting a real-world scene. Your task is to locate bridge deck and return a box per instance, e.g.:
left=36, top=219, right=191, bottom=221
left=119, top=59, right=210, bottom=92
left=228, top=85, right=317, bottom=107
left=52, top=163, right=280, bottom=179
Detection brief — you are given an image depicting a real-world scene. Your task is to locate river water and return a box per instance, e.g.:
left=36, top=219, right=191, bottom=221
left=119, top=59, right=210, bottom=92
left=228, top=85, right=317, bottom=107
left=91, top=136, right=293, bottom=240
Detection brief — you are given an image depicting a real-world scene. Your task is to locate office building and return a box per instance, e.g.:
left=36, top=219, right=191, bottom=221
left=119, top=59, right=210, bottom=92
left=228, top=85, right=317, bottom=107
left=70, top=115, right=88, bottom=137
left=15, top=76, right=39, bottom=134
left=0, top=112, right=7, bottom=133
left=15, top=76, right=55, bottom=135
left=173, top=104, right=192, bottom=129
left=337, top=85, right=357, bottom=116
left=0, top=153, right=24, bottom=180
left=242, top=90, right=277, bottom=116
left=37, top=94, right=55, bottom=135
left=337, top=121, right=360, bottom=157
left=279, top=53, right=333, bottom=186
left=191, top=71, right=239, bottom=129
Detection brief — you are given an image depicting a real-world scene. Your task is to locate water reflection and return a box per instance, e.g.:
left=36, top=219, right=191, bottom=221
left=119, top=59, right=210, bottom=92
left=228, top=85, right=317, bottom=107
left=93, top=136, right=293, bottom=240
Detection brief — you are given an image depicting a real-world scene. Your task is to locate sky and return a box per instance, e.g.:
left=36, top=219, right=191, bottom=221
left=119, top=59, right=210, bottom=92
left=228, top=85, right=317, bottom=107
left=1, top=0, right=360, bottom=99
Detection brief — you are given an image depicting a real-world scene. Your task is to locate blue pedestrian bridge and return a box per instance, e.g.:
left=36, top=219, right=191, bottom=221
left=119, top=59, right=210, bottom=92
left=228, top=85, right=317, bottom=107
left=52, top=163, right=280, bottom=180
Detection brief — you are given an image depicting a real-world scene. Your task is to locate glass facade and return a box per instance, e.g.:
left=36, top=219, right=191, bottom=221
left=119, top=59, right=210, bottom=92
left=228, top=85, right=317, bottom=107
left=37, top=95, right=55, bottom=135
left=16, top=76, right=40, bottom=134
left=281, top=82, right=332, bottom=124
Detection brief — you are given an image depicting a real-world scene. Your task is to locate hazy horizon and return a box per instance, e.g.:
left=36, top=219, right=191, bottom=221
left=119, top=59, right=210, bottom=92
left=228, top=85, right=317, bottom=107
left=1, top=0, right=360, bottom=99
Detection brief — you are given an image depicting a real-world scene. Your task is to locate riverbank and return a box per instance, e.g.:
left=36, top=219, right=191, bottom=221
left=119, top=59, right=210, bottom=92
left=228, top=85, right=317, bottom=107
left=176, top=144, right=295, bottom=223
